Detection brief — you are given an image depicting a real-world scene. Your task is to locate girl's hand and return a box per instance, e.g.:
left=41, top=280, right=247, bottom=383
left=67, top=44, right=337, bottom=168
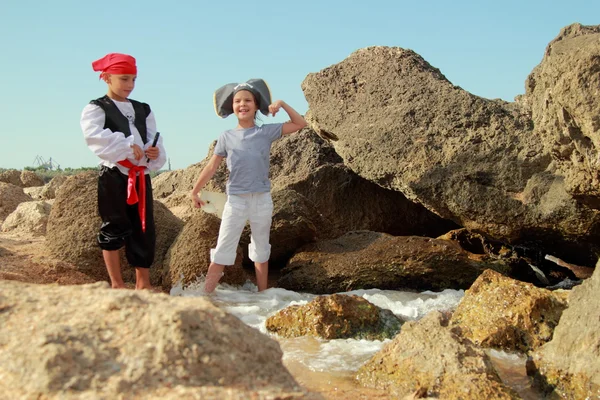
left=145, top=146, right=159, bottom=160
left=191, top=192, right=205, bottom=209
left=268, top=100, right=284, bottom=117
left=131, top=144, right=144, bottom=161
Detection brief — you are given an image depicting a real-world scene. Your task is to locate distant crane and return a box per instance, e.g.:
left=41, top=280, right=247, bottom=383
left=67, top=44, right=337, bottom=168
left=32, top=155, right=60, bottom=170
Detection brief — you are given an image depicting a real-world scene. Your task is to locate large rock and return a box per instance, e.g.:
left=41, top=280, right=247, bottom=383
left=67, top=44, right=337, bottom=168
left=357, top=311, right=520, bottom=399
left=20, top=170, right=45, bottom=187
left=0, top=280, right=307, bottom=399
left=162, top=211, right=250, bottom=291
left=266, top=294, right=402, bottom=340
left=450, top=269, right=568, bottom=353
left=278, top=231, right=509, bottom=294
left=0, top=169, right=23, bottom=186
left=302, top=39, right=600, bottom=265
left=270, top=129, right=458, bottom=238
left=527, top=261, right=600, bottom=399
left=46, top=171, right=183, bottom=287
left=158, top=131, right=458, bottom=266
left=524, top=24, right=600, bottom=207
left=40, top=175, right=67, bottom=200
left=0, top=182, right=33, bottom=223
left=1, top=200, right=52, bottom=236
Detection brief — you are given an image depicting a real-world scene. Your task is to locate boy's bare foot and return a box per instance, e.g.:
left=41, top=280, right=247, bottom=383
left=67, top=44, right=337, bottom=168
left=135, top=267, right=151, bottom=290
left=111, top=283, right=126, bottom=289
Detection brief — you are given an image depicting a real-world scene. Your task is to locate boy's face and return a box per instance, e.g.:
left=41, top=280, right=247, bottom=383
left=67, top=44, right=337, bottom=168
left=233, top=90, right=258, bottom=121
left=104, top=74, right=136, bottom=101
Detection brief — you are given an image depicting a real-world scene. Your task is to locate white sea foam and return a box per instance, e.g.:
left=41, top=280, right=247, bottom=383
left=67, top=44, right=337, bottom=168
left=171, top=278, right=464, bottom=373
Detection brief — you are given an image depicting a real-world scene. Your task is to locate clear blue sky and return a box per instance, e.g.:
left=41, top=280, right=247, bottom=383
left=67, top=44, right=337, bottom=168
left=1, top=0, right=597, bottom=171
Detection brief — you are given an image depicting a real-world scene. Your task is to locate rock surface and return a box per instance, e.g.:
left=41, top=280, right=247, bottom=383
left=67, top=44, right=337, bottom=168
left=278, top=231, right=509, bottom=294
left=450, top=269, right=568, bottom=353
left=0, top=280, right=308, bottom=399
left=357, top=311, right=520, bottom=399
left=528, top=261, right=600, bottom=399
left=1, top=200, right=52, bottom=236
left=266, top=294, right=403, bottom=340
left=301, top=27, right=600, bottom=265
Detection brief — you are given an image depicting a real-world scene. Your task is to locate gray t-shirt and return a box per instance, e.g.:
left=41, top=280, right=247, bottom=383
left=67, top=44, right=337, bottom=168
left=214, top=123, right=283, bottom=194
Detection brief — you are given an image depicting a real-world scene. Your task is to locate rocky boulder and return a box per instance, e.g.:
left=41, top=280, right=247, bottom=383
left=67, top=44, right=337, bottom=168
left=0, top=182, right=33, bottom=223
left=0, top=169, right=23, bottom=186
left=20, top=170, right=45, bottom=187
left=301, top=41, right=600, bottom=265
left=40, top=175, right=67, bottom=200
left=278, top=231, right=509, bottom=294
left=270, top=129, right=458, bottom=239
left=0, top=280, right=306, bottom=399
left=266, top=294, right=403, bottom=341
left=46, top=172, right=183, bottom=287
left=523, top=24, right=600, bottom=208
left=527, top=260, right=600, bottom=399
left=1, top=200, right=52, bottom=236
left=357, top=311, right=519, bottom=399
left=450, top=269, right=568, bottom=353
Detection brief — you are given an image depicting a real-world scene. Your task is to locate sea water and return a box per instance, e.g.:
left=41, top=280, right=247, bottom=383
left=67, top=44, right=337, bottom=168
left=171, top=279, right=535, bottom=397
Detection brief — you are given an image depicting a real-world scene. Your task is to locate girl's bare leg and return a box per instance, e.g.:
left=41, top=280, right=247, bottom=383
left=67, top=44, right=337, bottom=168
left=254, top=261, right=268, bottom=292
left=205, top=262, right=225, bottom=293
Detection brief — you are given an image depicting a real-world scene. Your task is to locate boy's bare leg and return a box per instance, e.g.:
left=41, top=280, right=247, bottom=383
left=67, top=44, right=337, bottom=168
left=205, top=262, right=225, bottom=293
left=103, top=250, right=125, bottom=288
left=254, top=261, right=268, bottom=292
left=135, top=267, right=152, bottom=290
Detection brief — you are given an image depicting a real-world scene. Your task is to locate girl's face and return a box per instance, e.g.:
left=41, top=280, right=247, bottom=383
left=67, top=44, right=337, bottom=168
left=233, top=90, right=258, bottom=121
left=104, top=74, right=136, bottom=101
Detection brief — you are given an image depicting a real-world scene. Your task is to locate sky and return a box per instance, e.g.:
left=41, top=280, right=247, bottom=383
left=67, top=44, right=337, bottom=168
left=1, top=0, right=598, bottom=171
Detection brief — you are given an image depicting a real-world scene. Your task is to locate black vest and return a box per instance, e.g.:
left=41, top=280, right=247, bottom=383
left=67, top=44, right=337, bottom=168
left=90, top=95, right=151, bottom=144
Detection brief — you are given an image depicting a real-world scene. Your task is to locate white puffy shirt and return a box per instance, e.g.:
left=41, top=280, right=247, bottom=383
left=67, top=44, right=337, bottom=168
left=80, top=98, right=166, bottom=175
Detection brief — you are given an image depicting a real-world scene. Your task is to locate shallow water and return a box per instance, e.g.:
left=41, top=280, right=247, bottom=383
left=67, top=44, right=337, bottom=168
left=171, top=279, right=537, bottom=397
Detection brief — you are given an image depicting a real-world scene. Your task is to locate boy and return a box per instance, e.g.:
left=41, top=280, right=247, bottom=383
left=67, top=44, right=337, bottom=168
left=81, top=53, right=166, bottom=289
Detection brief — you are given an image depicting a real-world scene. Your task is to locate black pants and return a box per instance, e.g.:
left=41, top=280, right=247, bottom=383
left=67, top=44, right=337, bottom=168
left=97, top=166, right=155, bottom=268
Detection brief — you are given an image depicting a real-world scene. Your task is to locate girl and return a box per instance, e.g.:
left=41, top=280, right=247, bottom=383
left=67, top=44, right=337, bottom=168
left=191, top=79, right=307, bottom=293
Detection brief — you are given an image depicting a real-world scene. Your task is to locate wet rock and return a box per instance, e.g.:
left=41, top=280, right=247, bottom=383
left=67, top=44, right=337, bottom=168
left=450, top=269, right=568, bottom=353
left=528, top=260, right=600, bottom=399
left=266, top=294, right=403, bottom=340
left=357, top=311, right=520, bottom=399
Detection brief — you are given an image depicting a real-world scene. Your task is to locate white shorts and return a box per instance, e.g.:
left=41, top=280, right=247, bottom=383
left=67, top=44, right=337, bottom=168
left=210, top=192, right=274, bottom=265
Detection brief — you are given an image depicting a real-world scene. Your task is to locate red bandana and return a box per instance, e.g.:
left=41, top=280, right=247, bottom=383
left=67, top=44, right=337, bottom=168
left=92, top=53, right=137, bottom=78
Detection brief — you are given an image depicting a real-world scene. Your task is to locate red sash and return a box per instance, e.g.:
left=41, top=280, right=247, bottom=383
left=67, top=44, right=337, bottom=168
left=117, top=160, right=147, bottom=232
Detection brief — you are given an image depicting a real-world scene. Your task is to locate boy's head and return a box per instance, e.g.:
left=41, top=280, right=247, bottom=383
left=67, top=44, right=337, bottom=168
left=92, top=53, right=137, bottom=101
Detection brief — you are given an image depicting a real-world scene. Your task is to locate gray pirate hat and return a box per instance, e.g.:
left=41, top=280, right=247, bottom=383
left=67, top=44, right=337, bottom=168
left=213, top=78, right=272, bottom=118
